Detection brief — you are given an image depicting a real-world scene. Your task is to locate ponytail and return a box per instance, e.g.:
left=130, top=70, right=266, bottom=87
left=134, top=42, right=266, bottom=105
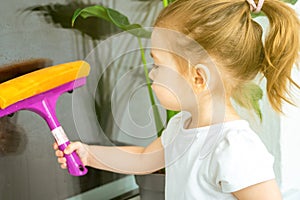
left=261, top=0, right=300, bottom=112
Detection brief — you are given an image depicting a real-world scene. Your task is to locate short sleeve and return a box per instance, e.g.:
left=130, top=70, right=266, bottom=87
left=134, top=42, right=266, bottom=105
left=161, top=122, right=173, bottom=148
left=213, top=129, right=275, bottom=193
left=161, top=111, right=189, bottom=148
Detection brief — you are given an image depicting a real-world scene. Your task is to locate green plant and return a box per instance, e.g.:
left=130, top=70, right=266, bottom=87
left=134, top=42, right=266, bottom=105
left=72, top=0, right=298, bottom=128
left=72, top=3, right=168, bottom=137
left=24, top=1, right=119, bottom=41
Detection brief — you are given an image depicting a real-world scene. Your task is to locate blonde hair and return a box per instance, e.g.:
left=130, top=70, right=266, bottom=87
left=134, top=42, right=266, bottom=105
left=154, top=0, right=300, bottom=113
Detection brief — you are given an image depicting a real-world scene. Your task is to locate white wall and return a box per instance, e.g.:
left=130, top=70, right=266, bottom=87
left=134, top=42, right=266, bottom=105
left=251, top=2, right=300, bottom=197
left=280, top=68, right=300, bottom=193
left=280, top=2, right=300, bottom=194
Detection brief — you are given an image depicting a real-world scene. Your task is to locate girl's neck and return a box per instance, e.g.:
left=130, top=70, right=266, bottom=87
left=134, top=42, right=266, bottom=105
left=185, top=98, right=241, bottom=129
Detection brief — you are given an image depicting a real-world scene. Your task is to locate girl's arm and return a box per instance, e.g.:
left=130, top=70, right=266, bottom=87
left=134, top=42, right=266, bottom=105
left=232, top=179, right=282, bottom=200
left=54, top=137, right=165, bottom=175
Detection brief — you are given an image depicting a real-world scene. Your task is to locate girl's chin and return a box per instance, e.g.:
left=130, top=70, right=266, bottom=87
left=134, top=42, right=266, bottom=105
left=160, top=102, right=181, bottom=112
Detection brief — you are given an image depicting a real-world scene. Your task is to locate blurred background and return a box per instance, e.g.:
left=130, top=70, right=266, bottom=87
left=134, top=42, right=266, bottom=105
left=0, top=0, right=299, bottom=199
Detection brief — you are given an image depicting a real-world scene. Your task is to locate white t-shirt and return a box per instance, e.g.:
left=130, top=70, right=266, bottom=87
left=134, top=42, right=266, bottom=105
left=161, top=111, right=275, bottom=200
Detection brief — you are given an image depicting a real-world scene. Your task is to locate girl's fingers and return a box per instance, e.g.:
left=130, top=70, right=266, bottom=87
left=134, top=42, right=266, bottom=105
left=53, top=142, right=58, bottom=150
left=64, top=141, right=81, bottom=154
left=57, top=157, right=66, bottom=164
left=61, top=163, right=67, bottom=169
left=55, top=141, right=84, bottom=170
left=55, top=150, right=64, bottom=157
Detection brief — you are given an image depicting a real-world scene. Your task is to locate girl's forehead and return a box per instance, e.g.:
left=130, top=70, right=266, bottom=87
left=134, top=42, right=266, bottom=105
left=151, top=27, right=212, bottom=68
left=150, top=30, right=181, bottom=60
left=151, top=28, right=195, bottom=55
left=151, top=28, right=175, bottom=48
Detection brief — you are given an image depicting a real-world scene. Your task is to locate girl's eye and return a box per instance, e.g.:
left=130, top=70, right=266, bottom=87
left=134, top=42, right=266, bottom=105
left=152, top=64, right=159, bottom=69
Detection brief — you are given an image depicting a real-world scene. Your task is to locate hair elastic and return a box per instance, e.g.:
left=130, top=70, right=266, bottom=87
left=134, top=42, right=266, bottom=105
left=246, top=0, right=265, bottom=13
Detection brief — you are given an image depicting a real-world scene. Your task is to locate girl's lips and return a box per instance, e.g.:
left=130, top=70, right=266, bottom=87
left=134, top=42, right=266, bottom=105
left=151, top=83, right=156, bottom=91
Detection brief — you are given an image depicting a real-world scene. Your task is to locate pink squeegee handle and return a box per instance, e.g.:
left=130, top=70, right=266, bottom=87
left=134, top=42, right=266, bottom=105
left=0, top=78, right=88, bottom=176
left=58, top=141, right=88, bottom=176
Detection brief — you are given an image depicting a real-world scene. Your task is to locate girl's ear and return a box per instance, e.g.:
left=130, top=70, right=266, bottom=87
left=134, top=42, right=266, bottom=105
left=193, top=64, right=210, bottom=90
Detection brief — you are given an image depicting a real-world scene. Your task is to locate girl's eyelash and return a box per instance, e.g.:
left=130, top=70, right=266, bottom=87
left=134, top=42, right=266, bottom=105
left=152, top=64, right=159, bottom=69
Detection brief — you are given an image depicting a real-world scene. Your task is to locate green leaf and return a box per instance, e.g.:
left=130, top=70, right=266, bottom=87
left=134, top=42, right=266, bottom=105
left=282, top=0, right=298, bottom=5
left=252, top=0, right=298, bottom=18
left=253, top=100, right=262, bottom=121
left=232, top=83, right=263, bottom=121
left=106, top=9, right=151, bottom=37
left=251, top=12, right=265, bottom=18
left=72, top=5, right=151, bottom=38
left=106, top=8, right=130, bottom=27
left=163, top=0, right=176, bottom=7
left=163, top=0, right=169, bottom=7
left=72, top=9, right=82, bottom=27
left=167, top=110, right=179, bottom=123
left=124, top=24, right=152, bottom=38
left=72, top=6, right=110, bottom=26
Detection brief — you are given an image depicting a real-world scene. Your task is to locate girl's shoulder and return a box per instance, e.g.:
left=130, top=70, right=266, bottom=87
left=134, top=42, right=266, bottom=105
left=214, top=121, right=270, bottom=158
left=210, top=123, right=275, bottom=193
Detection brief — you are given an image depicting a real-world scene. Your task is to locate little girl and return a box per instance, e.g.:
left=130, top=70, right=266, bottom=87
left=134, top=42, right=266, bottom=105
left=54, top=0, right=299, bottom=199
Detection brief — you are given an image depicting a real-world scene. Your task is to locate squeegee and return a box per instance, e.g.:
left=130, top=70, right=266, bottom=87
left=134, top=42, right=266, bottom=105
left=0, top=60, right=90, bottom=176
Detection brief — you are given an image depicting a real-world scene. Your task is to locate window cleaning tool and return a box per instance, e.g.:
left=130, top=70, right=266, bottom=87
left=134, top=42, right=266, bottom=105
left=0, top=60, right=90, bottom=176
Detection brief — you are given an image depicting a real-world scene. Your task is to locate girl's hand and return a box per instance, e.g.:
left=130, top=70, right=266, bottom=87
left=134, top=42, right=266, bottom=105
left=53, top=141, right=89, bottom=169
